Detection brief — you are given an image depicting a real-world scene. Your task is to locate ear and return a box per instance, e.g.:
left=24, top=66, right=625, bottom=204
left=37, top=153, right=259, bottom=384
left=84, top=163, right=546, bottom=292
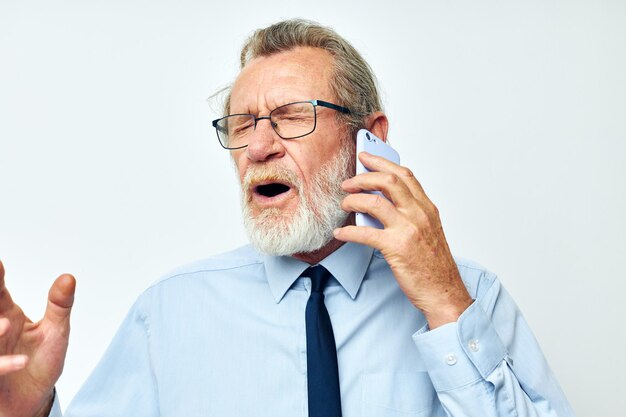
left=363, top=112, right=389, bottom=142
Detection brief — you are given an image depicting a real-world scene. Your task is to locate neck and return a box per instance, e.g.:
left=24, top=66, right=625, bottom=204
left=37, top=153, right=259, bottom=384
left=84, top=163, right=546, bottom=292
left=292, top=238, right=346, bottom=265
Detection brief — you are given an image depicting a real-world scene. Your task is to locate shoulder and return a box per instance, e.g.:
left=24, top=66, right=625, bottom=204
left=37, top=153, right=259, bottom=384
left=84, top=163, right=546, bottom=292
left=145, top=244, right=264, bottom=291
left=129, top=245, right=265, bottom=325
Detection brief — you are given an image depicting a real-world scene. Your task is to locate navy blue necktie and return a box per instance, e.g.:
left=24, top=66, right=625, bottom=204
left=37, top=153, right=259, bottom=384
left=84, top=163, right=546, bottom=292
left=303, top=265, right=342, bottom=417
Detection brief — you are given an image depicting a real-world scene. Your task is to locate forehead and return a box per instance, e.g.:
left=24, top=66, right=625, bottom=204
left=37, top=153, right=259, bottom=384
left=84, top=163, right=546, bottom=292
left=230, top=47, right=336, bottom=114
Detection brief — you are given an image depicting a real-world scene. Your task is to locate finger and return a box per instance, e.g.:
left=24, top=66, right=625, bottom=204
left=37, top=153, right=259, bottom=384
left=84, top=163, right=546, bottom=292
left=44, top=274, right=76, bottom=328
left=0, top=260, right=7, bottom=296
left=333, top=224, right=385, bottom=250
left=0, top=354, right=28, bottom=375
left=0, top=317, right=10, bottom=337
left=0, top=260, right=4, bottom=290
left=0, top=260, right=15, bottom=309
left=342, top=171, right=415, bottom=208
left=358, top=152, right=427, bottom=198
left=341, top=193, right=400, bottom=228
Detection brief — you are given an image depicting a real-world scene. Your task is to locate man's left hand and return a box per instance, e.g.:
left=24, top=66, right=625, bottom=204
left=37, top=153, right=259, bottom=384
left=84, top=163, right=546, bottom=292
left=333, top=151, right=473, bottom=329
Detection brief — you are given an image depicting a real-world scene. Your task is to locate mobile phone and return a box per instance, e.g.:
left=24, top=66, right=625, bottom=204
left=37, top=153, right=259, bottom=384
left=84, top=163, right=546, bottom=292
left=355, top=129, right=401, bottom=229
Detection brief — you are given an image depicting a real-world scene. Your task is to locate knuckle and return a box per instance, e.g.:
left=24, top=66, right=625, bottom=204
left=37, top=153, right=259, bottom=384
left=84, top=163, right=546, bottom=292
left=399, top=167, right=414, bottom=178
left=406, top=223, right=421, bottom=241
left=415, top=210, right=430, bottom=226
left=383, top=173, right=399, bottom=186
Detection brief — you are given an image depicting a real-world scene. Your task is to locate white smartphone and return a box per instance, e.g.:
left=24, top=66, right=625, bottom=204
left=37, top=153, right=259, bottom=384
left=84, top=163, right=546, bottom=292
left=355, top=129, right=401, bottom=229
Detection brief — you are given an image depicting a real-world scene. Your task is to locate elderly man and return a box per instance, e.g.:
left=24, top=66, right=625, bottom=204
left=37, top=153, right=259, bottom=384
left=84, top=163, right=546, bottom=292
left=0, top=19, right=573, bottom=417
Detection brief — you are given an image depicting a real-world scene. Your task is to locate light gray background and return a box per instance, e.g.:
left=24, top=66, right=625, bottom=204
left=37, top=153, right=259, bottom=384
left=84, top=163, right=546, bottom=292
left=1, top=0, right=624, bottom=415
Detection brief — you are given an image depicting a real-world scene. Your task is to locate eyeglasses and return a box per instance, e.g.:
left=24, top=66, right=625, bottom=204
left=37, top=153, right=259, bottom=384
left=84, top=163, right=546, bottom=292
left=212, top=99, right=351, bottom=150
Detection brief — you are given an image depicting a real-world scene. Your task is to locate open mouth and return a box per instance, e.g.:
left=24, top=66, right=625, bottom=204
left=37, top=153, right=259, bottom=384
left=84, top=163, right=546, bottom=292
left=254, top=182, right=292, bottom=198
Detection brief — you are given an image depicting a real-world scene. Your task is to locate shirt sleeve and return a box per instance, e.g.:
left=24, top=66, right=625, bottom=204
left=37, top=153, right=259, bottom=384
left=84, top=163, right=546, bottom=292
left=412, top=275, right=575, bottom=417
left=62, top=296, right=160, bottom=417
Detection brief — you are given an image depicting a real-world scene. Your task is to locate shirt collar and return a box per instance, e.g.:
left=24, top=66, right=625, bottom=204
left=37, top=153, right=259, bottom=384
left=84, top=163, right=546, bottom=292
left=263, top=242, right=374, bottom=303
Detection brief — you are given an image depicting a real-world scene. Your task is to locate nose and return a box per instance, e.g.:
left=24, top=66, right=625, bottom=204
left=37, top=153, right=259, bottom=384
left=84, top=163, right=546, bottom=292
left=246, top=117, right=285, bottom=162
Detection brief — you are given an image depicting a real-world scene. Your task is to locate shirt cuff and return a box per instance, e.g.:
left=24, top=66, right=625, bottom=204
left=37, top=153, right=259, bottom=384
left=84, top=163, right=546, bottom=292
left=412, top=300, right=507, bottom=392
left=47, top=389, right=62, bottom=417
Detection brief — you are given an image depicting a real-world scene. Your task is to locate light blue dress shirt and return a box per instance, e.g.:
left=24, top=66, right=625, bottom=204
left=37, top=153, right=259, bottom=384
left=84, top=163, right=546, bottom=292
left=51, top=242, right=574, bottom=416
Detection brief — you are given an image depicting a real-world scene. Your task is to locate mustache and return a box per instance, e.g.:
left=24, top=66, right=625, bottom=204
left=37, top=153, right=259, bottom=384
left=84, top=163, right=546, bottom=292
left=242, top=164, right=302, bottom=198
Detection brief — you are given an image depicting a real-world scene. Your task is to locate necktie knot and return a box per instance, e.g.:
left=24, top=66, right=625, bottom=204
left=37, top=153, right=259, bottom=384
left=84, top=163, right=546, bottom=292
left=303, top=265, right=332, bottom=293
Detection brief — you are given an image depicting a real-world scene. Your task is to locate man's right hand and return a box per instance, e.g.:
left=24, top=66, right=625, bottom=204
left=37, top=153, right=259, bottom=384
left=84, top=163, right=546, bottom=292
left=0, top=260, right=76, bottom=417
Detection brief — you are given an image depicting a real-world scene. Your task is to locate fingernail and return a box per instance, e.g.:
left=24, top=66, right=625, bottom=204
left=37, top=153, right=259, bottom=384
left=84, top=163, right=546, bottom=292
left=0, top=317, right=9, bottom=329
left=12, top=355, right=27, bottom=368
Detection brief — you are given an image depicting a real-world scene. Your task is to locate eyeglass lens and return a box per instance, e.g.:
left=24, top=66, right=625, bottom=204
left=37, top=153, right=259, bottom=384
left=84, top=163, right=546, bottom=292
left=217, top=101, right=316, bottom=149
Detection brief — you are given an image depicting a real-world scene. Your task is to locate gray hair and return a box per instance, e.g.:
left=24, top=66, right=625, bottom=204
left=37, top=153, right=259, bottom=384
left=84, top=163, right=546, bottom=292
left=223, top=19, right=383, bottom=134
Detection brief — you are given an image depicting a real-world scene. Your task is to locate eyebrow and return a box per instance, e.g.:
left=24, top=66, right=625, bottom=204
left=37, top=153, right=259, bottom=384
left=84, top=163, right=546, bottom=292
left=231, top=98, right=308, bottom=116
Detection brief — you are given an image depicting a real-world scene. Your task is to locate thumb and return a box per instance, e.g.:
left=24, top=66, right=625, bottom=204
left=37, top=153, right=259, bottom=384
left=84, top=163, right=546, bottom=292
left=44, top=274, right=76, bottom=327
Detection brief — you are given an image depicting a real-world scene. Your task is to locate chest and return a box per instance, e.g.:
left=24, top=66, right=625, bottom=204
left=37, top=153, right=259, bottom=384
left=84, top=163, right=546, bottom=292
left=149, top=276, right=446, bottom=417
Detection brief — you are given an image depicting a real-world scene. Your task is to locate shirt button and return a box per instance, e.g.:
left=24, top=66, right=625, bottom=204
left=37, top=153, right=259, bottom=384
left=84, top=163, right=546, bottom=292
left=446, top=353, right=457, bottom=366
left=468, top=339, right=479, bottom=352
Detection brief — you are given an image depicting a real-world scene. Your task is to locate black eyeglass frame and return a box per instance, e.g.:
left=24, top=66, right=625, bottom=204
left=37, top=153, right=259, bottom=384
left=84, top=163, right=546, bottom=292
left=212, top=99, right=351, bottom=150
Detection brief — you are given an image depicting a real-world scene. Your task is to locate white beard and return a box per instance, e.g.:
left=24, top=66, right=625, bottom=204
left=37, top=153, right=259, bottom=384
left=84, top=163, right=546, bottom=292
left=241, top=142, right=354, bottom=256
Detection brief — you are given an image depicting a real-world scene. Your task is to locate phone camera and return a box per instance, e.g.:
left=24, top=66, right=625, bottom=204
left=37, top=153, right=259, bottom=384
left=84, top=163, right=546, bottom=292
left=366, top=132, right=371, bottom=141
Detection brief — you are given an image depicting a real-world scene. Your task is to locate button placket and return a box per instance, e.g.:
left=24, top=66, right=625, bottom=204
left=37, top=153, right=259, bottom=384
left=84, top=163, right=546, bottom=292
left=445, top=353, right=457, bottom=366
